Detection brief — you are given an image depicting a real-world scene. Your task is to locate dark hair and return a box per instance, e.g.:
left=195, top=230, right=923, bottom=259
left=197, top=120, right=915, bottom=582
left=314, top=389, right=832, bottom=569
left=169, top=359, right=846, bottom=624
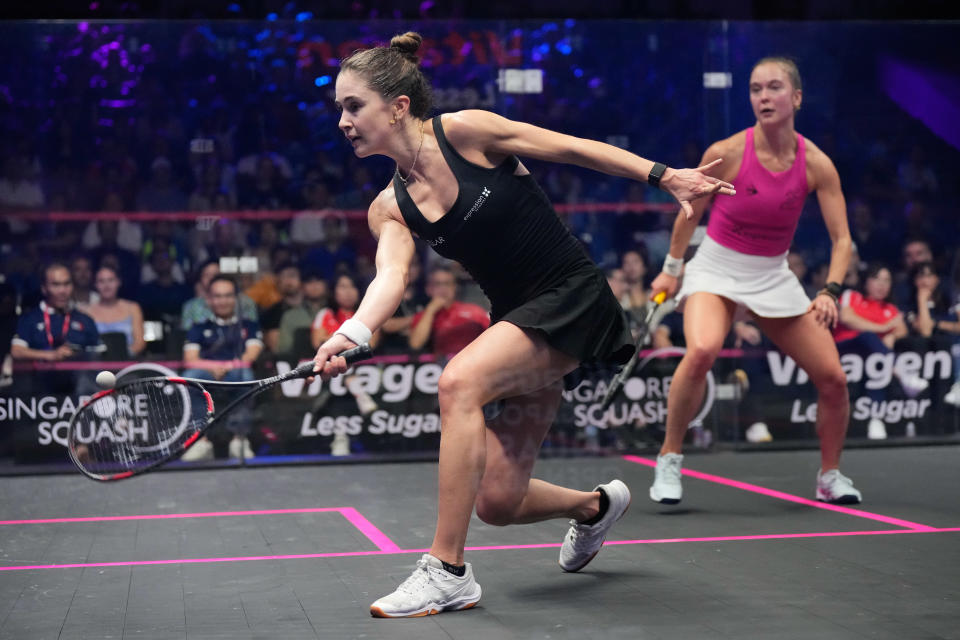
left=340, top=32, right=433, bottom=120
left=908, top=261, right=947, bottom=312
left=860, top=262, right=893, bottom=303
left=427, top=264, right=455, bottom=280
left=274, top=261, right=300, bottom=276
left=301, top=268, right=325, bottom=283
left=42, top=261, right=71, bottom=284
left=329, top=272, right=361, bottom=313
left=208, top=274, right=237, bottom=294
left=192, top=259, right=220, bottom=286
left=752, top=56, right=802, bottom=91
left=95, top=264, right=121, bottom=281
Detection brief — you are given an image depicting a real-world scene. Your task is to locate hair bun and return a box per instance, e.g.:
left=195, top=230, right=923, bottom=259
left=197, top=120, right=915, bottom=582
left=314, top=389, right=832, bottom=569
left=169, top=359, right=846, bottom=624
left=389, top=31, right=422, bottom=64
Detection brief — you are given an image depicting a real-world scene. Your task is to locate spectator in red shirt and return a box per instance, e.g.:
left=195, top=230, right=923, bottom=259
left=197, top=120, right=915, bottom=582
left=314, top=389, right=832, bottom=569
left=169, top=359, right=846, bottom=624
left=834, top=263, right=928, bottom=439
left=309, top=272, right=377, bottom=455
left=409, top=265, right=490, bottom=357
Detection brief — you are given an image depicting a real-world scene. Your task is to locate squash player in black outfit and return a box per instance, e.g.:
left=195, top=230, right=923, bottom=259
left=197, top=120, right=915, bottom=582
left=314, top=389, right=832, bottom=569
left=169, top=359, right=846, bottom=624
left=313, top=32, right=735, bottom=618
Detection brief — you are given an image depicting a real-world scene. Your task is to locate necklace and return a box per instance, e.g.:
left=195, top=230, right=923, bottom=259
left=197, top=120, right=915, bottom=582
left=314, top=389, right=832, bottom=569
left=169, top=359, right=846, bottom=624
left=397, top=120, right=424, bottom=186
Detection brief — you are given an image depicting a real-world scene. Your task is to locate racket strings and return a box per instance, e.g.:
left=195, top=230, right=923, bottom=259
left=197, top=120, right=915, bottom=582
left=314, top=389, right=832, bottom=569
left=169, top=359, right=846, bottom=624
left=70, top=380, right=211, bottom=476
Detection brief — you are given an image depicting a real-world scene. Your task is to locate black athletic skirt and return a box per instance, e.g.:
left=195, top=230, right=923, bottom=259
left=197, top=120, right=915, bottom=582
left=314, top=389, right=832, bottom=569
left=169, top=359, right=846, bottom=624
left=495, top=265, right=635, bottom=388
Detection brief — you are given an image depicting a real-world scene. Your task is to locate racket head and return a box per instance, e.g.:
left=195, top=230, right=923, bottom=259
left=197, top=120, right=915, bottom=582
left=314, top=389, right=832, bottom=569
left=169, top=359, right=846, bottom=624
left=67, top=377, right=214, bottom=481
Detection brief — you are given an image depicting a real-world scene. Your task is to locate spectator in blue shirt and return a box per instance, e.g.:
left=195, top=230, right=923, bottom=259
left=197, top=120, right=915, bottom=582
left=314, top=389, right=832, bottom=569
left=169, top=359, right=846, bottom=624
left=10, top=262, right=101, bottom=393
left=181, top=275, right=263, bottom=461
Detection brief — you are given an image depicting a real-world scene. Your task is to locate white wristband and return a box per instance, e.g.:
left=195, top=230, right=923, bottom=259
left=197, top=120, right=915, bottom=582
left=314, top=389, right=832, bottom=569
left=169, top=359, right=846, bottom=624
left=335, top=318, right=372, bottom=346
left=662, top=254, right=684, bottom=278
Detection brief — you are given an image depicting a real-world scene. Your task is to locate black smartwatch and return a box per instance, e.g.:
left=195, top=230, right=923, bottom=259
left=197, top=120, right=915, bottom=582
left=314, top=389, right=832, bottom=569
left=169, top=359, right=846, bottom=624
left=648, top=162, right=667, bottom=189
left=824, top=282, right=843, bottom=298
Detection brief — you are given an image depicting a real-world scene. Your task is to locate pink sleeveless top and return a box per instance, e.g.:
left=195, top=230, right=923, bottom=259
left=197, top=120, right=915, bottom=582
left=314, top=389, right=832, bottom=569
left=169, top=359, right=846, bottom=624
left=706, top=127, right=809, bottom=256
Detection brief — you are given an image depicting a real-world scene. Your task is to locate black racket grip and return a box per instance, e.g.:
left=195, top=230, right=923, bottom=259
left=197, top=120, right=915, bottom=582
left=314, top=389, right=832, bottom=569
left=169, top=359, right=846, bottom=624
left=290, top=344, right=373, bottom=378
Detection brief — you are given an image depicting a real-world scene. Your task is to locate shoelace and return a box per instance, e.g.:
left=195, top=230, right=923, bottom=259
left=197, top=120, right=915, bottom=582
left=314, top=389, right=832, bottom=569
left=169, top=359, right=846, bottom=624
left=566, top=519, right=604, bottom=549
left=660, top=457, right=681, bottom=480
left=398, top=558, right=431, bottom=595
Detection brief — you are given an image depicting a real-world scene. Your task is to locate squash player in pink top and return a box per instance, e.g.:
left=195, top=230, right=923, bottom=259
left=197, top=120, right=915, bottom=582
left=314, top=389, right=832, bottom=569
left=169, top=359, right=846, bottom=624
left=649, top=57, right=862, bottom=505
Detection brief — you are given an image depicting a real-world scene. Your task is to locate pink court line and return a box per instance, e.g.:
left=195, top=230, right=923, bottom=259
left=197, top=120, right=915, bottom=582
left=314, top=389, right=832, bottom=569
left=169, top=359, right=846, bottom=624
left=622, top=455, right=936, bottom=531
left=1, top=527, right=956, bottom=572
left=0, top=507, right=400, bottom=553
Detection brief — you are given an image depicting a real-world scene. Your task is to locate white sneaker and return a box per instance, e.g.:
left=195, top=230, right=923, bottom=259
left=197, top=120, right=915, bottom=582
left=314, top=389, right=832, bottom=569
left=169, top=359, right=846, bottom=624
left=370, top=554, right=482, bottom=618
left=896, top=371, right=929, bottom=398
left=228, top=437, right=254, bottom=459
left=944, top=381, right=960, bottom=407
left=559, top=479, right=631, bottom=572
left=745, top=422, right=773, bottom=443
left=330, top=432, right=350, bottom=456
left=816, top=468, right=862, bottom=504
left=180, top=437, right=214, bottom=461
left=867, top=418, right=888, bottom=440
left=649, top=453, right=683, bottom=504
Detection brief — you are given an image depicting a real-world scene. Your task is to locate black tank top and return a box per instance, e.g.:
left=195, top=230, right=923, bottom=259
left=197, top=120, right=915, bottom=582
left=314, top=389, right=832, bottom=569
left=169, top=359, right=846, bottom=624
left=393, top=115, right=593, bottom=319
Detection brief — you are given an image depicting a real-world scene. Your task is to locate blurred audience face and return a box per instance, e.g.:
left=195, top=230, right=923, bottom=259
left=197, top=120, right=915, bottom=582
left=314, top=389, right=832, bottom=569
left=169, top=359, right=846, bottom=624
left=302, top=276, right=329, bottom=305
left=333, top=274, right=359, bottom=311
left=426, top=269, right=457, bottom=307
left=903, top=240, right=932, bottom=270
left=606, top=268, right=628, bottom=299
left=42, top=265, right=73, bottom=310
left=913, top=263, right=939, bottom=292
left=94, top=267, right=121, bottom=302
left=198, top=262, right=221, bottom=297
left=864, top=267, right=892, bottom=302
left=277, top=266, right=301, bottom=297
left=71, top=256, right=93, bottom=292
left=151, top=251, right=174, bottom=279
left=621, top=250, right=646, bottom=284
left=208, top=279, right=238, bottom=319
left=787, top=251, right=807, bottom=281
left=103, top=192, right=125, bottom=212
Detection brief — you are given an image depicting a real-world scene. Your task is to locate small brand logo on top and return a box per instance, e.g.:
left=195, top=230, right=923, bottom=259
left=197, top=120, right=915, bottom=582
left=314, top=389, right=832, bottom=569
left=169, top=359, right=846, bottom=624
left=464, top=187, right=491, bottom=221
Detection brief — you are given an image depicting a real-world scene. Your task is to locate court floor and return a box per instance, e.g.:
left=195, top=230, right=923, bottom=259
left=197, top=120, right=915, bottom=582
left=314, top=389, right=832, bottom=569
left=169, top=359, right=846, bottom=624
left=0, top=446, right=957, bottom=640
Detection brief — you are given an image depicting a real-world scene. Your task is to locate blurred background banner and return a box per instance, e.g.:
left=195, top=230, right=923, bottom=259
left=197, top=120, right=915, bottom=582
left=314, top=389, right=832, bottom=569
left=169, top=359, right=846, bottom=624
left=0, top=19, right=957, bottom=471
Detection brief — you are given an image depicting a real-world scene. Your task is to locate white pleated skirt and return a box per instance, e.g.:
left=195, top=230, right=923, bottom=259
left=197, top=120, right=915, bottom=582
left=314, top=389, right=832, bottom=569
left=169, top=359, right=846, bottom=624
left=676, top=235, right=810, bottom=318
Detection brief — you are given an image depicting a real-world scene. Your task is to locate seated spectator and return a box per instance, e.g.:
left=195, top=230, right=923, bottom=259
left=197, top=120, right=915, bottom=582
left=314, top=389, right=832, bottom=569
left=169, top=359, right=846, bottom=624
left=261, top=262, right=302, bottom=354
left=619, top=248, right=650, bottom=313
left=180, top=259, right=257, bottom=331
left=301, top=215, right=357, bottom=282
left=893, top=237, right=933, bottom=308
left=70, top=254, right=99, bottom=310
left=181, top=276, right=263, bottom=461
left=84, top=265, right=146, bottom=358
left=10, top=262, right=101, bottom=393
left=1, top=281, right=19, bottom=387
left=834, top=263, right=928, bottom=439
left=276, top=270, right=329, bottom=356
left=786, top=250, right=820, bottom=300
left=378, top=252, right=428, bottom=355
left=310, top=272, right=377, bottom=455
left=237, top=154, right=288, bottom=210
left=408, top=265, right=490, bottom=357
left=903, top=261, right=960, bottom=407
left=135, top=156, right=187, bottom=212
left=81, top=192, right=143, bottom=254
left=290, top=172, right=337, bottom=247
left=137, top=250, right=192, bottom=324
left=140, top=222, right=188, bottom=284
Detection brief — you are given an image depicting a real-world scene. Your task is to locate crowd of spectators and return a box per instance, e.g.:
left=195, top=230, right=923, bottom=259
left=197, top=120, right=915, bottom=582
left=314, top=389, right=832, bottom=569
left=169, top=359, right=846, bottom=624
left=0, top=20, right=958, bottom=458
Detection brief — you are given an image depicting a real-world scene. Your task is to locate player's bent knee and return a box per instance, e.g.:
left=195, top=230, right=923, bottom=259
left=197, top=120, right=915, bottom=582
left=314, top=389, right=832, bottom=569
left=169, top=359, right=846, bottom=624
left=438, top=365, right=486, bottom=407
left=475, top=490, right=520, bottom=527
